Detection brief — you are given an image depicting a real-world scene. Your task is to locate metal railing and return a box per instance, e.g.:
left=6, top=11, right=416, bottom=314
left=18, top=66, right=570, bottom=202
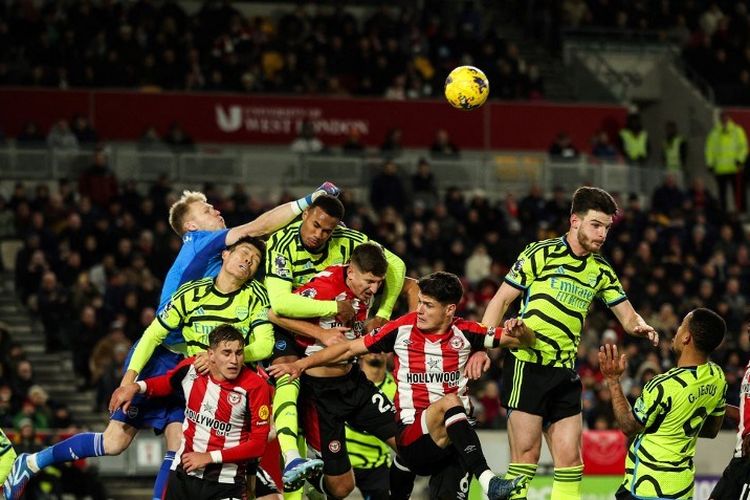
left=0, top=146, right=673, bottom=199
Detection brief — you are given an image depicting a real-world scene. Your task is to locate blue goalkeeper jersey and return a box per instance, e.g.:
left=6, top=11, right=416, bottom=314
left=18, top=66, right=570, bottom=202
left=158, top=229, right=229, bottom=346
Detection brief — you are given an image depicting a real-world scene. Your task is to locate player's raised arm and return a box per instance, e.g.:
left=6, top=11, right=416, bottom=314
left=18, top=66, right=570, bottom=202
left=226, top=182, right=340, bottom=245
left=267, top=337, right=368, bottom=380
left=373, top=247, right=406, bottom=321
left=482, top=281, right=523, bottom=327
left=610, top=300, right=659, bottom=346
left=268, top=310, right=350, bottom=346
left=400, top=277, right=420, bottom=311
left=599, top=344, right=644, bottom=439
left=121, top=316, right=174, bottom=385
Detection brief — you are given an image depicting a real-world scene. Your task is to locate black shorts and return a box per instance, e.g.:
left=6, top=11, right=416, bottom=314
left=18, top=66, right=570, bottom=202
left=165, top=469, right=244, bottom=500
left=501, top=352, right=582, bottom=423
left=354, top=464, right=389, bottom=499
left=614, top=487, right=638, bottom=500
left=395, top=411, right=454, bottom=476
left=271, top=326, right=304, bottom=361
left=254, top=466, right=280, bottom=497
left=711, top=456, right=750, bottom=499
left=427, top=457, right=472, bottom=500
left=300, top=363, right=398, bottom=476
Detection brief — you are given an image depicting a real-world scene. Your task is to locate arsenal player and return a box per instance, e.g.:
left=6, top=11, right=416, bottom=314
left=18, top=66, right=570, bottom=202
left=269, top=271, right=534, bottom=500
left=267, top=243, right=405, bottom=499
left=109, top=324, right=273, bottom=500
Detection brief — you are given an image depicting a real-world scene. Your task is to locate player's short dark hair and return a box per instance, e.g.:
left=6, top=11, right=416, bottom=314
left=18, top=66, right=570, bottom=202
left=571, top=186, right=618, bottom=216
left=227, top=236, right=266, bottom=259
left=209, top=324, right=246, bottom=349
left=310, top=194, right=345, bottom=220
left=351, top=242, right=388, bottom=277
left=418, top=272, right=463, bottom=305
left=687, top=308, right=726, bottom=354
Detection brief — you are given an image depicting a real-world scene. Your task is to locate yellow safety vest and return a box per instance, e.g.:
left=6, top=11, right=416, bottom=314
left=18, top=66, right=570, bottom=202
left=705, top=120, right=748, bottom=175
left=664, top=135, right=684, bottom=171
left=620, top=129, right=648, bottom=161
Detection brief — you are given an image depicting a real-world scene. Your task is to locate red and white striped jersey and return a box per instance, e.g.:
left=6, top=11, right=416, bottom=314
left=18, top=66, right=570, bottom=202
left=143, top=357, right=272, bottom=484
left=363, top=311, right=503, bottom=425
left=734, top=361, right=750, bottom=457
left=294, top=265, right=370, bottom=362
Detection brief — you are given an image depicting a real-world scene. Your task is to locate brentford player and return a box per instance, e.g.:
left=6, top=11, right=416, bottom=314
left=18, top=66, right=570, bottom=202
left=269, top=271, right=534, bottom=500
left=267, top=243, right=408, bottom=499
left=109, top=325, right=273, bottom=500
left=711, top=361, right=750, bottom=499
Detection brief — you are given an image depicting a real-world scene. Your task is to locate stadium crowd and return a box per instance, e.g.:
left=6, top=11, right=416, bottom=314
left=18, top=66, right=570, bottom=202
left=0, top=1, right=543, bottom=101
left=0, top=145, right=747, bottom=439
left=551, top=0, right=750, bottom=105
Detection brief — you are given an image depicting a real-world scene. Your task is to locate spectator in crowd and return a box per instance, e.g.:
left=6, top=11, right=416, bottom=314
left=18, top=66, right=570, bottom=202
left=138, top=126, right=169, bottom=152
left=71, top=115, right=98, bottom=146
left=290, top=120, right=325, bottom=154
left=430, top=128, right=460, bottom=159
left=591, top=130, right=618, bottom=162
left=370, top=160, right=406, bottom=213
left=163, top=122, right=195, bottom=152
left=10, top=361, right=35, bottom=403
left=78, top=146, right=119, bottom=209
left=71, top=306, right=103, bottom=388
left=705, top=111, right=748, bottom=212
left=651, top=174, right=685, bottom=217
left=619, top=112, right=649, bottom=166
left=662, top=121, right=687, bottom=175
left=34, top=271, right=70, bottom=353
left=411, top=158, right=439, bottom=209
left=46, top=120, right=79, bottom=151
left=380, top=127, right=403, bottom=157
left=548, top=131, right=579, bottom=161
left=16, top=123, right=46, bottom=148
left=341, top=128, right=365, bottom=155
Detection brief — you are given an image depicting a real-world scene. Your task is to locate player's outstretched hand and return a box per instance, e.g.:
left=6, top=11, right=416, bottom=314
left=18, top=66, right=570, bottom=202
left=598, top=344, right=627, bottom=380
left=312, top=181, right=341, bottom=200
left=181, top=452, right=212, bottom=473
left=633, top=324, right=659, bottom=347
left=267, top=362, right=303, bottom=381
left=336, top=300, right=356, bottom=324
left=501, top=317, right=536, bottom=347
left=465, top=351, right=491, bottom=380
left=323, top=326, right=350, bottom=347
left=194, top=351, right=210, bottom=375
left=108, top=384, right=139, bottom=414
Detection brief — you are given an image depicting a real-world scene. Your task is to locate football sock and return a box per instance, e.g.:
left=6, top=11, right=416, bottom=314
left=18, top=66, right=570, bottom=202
left=505, top=463, right=538, bottom=499
left=33, top=432, right=105, bottom=470
left=274, top=375, right=301, bottom=463
left=389, top=455, right=416, bottom=500
left=444, top=406, right=491, bottom=480
left=551, top=465, right=583, bottom=500
left=152, top=451, right=176, bottom=500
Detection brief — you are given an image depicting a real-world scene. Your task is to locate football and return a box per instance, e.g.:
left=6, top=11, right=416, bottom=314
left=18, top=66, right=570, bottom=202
left=444, top=66, right=490, bottom=110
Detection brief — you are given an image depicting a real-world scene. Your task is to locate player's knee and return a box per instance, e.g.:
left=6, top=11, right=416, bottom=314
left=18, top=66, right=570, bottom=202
left=102, top=427, right=132, bottom=455
left=440, top=393, right=463, bottom=411
left=324, top=474, right=355, bottom=499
